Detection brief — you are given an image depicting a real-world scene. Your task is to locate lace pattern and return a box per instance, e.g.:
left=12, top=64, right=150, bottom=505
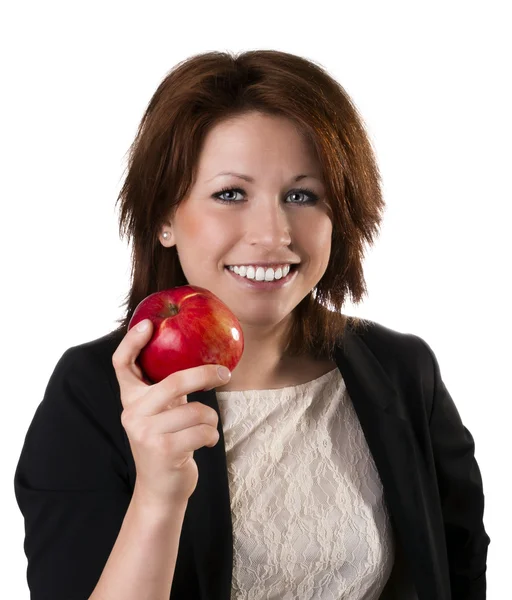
left=216, top=368, right=395, bottom=600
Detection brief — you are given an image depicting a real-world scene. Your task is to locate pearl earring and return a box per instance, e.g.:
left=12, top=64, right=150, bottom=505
left=163, top=232, right=169, bottom=239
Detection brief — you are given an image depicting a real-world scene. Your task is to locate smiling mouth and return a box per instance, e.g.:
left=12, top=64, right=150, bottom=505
left=224, top=264, right=299, bottom=288
left=226, top=263, right=297, bottom=279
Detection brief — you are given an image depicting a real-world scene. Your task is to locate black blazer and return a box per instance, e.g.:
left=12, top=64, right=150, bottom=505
left=14, top=318, right=490, bottom=600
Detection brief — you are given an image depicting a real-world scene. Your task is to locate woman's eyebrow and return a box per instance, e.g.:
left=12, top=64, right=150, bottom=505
left=206, top=172, right=323, bottom=183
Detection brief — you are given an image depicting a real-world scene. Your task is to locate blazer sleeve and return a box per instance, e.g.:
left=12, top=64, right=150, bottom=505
left=14, top=344, right=133, bottom=600
left=421, top=339, right=491, bottom=600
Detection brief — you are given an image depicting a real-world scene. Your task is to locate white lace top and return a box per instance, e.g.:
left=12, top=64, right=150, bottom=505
left=216, top=367, right=396, bottom=600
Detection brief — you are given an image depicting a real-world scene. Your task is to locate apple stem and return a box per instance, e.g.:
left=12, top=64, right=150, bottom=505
left=168, top=303, right=179, bottom=317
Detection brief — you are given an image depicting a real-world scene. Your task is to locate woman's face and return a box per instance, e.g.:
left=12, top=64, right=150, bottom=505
left=161, top=111, right=333, bottom=329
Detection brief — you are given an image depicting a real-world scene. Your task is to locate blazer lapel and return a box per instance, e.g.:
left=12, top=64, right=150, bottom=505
left=185, top=325, right=442, bottom=599
left=334, top=328, right=445, bottom=600
left=186, top=385, right=235, bottom=599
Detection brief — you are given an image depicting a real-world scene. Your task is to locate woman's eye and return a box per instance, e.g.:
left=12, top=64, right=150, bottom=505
left=212, top=187, right=318, bottom=204
left=216, top=188, right=244, bottom=202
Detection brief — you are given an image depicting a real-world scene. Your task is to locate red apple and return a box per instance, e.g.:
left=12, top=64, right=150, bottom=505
left=127, top=285, right=244, bottom=386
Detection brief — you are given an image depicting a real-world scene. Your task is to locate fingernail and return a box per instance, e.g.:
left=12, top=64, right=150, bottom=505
left=136, top=319, right=150, bottom=332
left=217, top=366, right=231, bottom=381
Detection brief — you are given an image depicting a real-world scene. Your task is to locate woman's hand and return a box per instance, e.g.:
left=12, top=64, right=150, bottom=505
left=112, top=319, right=231, bottom=506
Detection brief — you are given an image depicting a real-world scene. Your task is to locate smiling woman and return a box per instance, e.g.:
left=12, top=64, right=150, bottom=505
left=14, top=49, right=489, bottom=600
left=113, top=50, right=384, bottom=366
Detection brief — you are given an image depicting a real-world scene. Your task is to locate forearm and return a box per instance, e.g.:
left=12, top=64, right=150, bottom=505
left=89, top=488, right=188, bottom=600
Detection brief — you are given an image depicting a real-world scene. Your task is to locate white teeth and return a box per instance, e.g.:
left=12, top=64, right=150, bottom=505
left=228, top=264, right=292, bottom=281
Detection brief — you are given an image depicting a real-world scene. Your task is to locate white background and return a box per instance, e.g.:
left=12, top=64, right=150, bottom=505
left=2, top=1, right=510, bottom=597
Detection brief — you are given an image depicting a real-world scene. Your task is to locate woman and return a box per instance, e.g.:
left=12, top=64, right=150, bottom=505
left=14, top=50, right=490, bottom=599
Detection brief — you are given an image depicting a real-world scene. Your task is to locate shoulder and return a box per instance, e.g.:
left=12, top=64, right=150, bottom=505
left=342, top=316, right=440, bottom=420
left=345, top=315, right=437, bottom=382
left=51, top=329, right=124, bottom=385
left=62, top=329, right=124, bottom=366
left=17, top=329, right=130, bottom=492
left=43, top=329, right=125, bottom=419
left=347, top=315, right=432, bottom=355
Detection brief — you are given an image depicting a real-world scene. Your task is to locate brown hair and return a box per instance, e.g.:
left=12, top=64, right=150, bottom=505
left=114, top=50, right=384, bottom=360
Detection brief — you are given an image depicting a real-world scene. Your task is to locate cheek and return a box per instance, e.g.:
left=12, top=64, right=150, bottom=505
left=305, top=221, right=332, bottom=267
left=180, top=213, right=205, bottom=238
left=297, top=215, right=332, bottom=245
left=180, top=213, right=235, bottom=259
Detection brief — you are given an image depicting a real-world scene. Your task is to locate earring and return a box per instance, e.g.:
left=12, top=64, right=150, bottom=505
left=163, top=232, right=169, bottom=239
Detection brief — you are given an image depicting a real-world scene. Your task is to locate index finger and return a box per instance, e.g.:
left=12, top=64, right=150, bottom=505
left=140, top=363, right=230, bottom=417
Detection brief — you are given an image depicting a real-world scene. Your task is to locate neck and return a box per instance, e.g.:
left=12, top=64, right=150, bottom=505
left=220, top=317, right=294, bottom=390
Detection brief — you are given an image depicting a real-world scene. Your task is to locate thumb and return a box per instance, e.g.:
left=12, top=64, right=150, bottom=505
left=129, top=318, right=154, bottom=377
left=131, top=318, right=153, bottom=337
left=113, top=318, right=154, bottom=398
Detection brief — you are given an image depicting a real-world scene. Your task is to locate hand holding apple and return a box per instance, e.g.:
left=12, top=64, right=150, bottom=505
left=112, top=320, right=232, bottom=505
left=127, top=285, right=244, bottom=384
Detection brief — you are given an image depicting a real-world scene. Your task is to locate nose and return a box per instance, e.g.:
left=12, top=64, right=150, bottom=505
left=243, top=198, right=292, bottom=248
